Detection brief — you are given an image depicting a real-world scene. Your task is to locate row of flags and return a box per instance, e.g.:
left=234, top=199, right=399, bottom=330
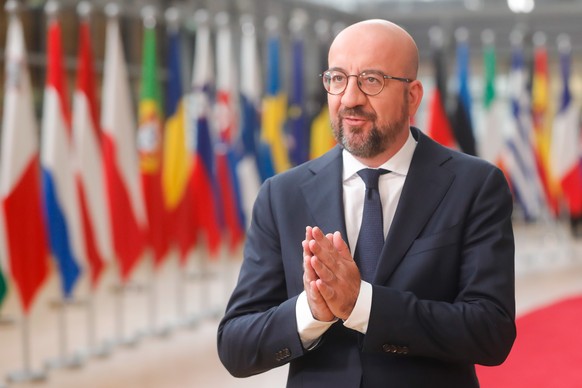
left=0, top=6, right=336, bottom=314
left=3, top=5, right=580, bottom=316
left=426, top=29, right=582, bottom=222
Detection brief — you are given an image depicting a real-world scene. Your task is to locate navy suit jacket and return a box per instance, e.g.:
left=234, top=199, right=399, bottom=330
left=218, top=128, right=516, bottom=388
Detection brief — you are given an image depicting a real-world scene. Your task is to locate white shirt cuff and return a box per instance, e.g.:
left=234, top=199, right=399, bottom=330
left=343, top=281, right=372, bottom=334
left=296, top=291, right=337, bottom=349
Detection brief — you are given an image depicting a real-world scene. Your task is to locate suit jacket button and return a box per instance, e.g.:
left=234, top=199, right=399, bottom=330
left=382, top=344, right=397, bottom=353
left=275, top=348, right=291, bottom=362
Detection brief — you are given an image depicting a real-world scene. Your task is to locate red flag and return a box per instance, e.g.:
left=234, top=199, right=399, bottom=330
left=427, top=88, right=456, bottom=148
left=550, top=40, right=582, bottom=217
left=426, top=42, right=457, bottom=149
left=138, top=19, right=169, bottom=267
left=101, top=11, right=148, bottom=282
left=532, top=39, right=560, bottom=216
left=1, top=13, right=50, bottom=312
left=73, top=16, right=112, bottom=289
left=190, top=21, right=222, bottom=256
left=215, top=16, right=245, bottom=252
left=162, top=26, right=197, bottom=264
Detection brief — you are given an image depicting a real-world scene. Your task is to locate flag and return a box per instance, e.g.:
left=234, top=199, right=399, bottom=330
left=505, top=40, right=545, bottom=221
left=310, top=35, right=335, bottom=160
left=451, top=33, right=477, bottom=156
left=189, top=20, right=221, bottom=256
left=479, top=34, right=506, bottom=170
left=101, top=12, right=148, bottom=282
left=162, top=24, right=196, bottom=263
left=139, top=18, right=169, bottom=267
left=41, top=16, right=83, bottom=298
left=532, top=39, right=560, bottom=216
left=550, top=39, right=582, bottom=217
left=0, top=12, right=50, bottom=313
left=260, top=32, right=290, bottom=176
left=0, top=207, right=8, bottom=308
left=426, top=42, right=457, bottom=149
left=215, top=15, right=245, bottom=251
left=0, top=266, right=6, bottom=308
left=237, top=17, right=263, bottom=225
left=287, top=35, right=309, bottom=165
left=72, top=15, right=112, bottom=289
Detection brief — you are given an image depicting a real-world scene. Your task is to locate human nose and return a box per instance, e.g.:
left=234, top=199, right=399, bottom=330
left=340, top=75, right=367, bottom=108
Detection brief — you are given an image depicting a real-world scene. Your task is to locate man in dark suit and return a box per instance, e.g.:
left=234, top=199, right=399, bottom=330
left=217, top=19, right=515, bottom=387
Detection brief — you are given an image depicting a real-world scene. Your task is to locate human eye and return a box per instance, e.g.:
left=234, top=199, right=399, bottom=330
left=330, top=72, right=346, bottom=83
left=361, top=73, right=381, bottom=85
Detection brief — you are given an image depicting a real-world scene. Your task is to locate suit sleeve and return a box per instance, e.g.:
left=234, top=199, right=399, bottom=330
left=363, top=166, right=516, bottom=366
left=217, top=178, right=306, bottom=378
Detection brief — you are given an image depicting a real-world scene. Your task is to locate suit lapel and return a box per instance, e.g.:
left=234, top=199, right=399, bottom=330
left=374, top=129, right=455, bottom=283
left=300, top=146, right=349, bottom=246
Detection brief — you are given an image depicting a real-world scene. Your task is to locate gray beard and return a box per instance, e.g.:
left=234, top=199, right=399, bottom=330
left=332, top=107, right=407, bottom=159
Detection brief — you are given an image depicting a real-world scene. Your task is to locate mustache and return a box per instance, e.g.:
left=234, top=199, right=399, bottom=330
left=338, top=107, right=376, bottom=121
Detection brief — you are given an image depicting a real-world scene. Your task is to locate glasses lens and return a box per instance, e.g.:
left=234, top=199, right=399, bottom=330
left=322, top=70, right=347, bottom=95
left=358, top=72, right=384, bottom=96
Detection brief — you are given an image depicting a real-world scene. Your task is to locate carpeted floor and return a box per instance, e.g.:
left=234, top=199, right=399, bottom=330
left=477, top=296, right=582, bottom=388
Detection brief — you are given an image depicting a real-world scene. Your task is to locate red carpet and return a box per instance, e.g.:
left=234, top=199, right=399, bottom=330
left=477, top=296, right=582, bottom=387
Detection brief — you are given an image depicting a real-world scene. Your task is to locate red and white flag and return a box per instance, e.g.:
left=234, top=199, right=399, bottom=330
left=550, top=38, right=582, bottom=217
left=72, top=13, right=113, bottom=289
left=101, top=9, right=148, bottom=282
left=0, top=12, right=50, bottom=312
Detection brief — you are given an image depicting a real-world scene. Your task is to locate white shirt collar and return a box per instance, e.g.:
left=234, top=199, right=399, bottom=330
left=342, top=129, right=417, bottom=182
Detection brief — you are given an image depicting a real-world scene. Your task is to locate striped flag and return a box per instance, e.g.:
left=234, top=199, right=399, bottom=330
left=162, top=22, right=196, bottom=263
left=189, top=18, right=222, bottom=256
left=72, top=14, right=112, bottom=289
left=451, top=30, right=477, bottom=156
left=0, top=11, right=50, bottom=313
left=505, top=38, right=545, bottom=221
left=101, top=11, right=148, bottom=282
left=479, top=32, right=506, bottom=171
left=310, top=32, right=335, bottom=160
left=215, top=14, right=245, bottom=251
left=260, top=29, right=290, bottom=176
left=426, top=40, right=457, bottom=149
left=532, top=36, right=560, bottom=216
left=287, top=34, right=309, bottom=165
left=139, top=17, right=169, bottom=267
left=550, top=37, right=582, bottom=217
left=237, top=16, right=263, bottom=225
left=41, top=15, right=83, bottom=298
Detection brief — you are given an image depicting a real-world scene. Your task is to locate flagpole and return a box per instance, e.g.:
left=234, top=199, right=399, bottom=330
left=7, top=314, right=47, bottom=383
left=44, top=297, right=85, bottom=370
left=147, top=251, right=171, bottom=337
left=175, top=253, right=188, bottom=328
left=86, top=292, right=111, bottom=358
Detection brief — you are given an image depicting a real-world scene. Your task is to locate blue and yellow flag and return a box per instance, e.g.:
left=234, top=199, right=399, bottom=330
left=260, top=33, right=290, bottom=177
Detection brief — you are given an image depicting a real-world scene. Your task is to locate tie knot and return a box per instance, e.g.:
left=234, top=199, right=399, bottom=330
left=357, top=168, right=389, bottom=190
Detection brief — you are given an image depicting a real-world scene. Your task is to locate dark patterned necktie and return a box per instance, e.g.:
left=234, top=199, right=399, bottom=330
left=354, top=168, right=389, bottom=282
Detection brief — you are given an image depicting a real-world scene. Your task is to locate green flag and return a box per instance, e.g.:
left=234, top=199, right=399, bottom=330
left=0, top=266, right=7, bottom=308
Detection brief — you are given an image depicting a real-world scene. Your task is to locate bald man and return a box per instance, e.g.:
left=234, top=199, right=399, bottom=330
left=218, top=20, right=515, bottom=387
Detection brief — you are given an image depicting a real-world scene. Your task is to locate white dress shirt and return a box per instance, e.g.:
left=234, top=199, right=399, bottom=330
left=296, top=130, right=417, bottom=348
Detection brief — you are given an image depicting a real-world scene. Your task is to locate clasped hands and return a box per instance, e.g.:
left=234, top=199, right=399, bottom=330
left=302, top=226, right=361, bottom=322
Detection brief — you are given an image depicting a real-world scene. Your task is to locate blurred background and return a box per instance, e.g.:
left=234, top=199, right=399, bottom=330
left=1, top=0, right=582, bottom=387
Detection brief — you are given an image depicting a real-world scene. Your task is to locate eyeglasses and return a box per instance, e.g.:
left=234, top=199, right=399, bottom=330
left=320, top=69, right=413, bottom=96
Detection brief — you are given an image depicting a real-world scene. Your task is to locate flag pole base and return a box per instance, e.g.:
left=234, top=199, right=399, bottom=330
left=144, top=323, right=173, bottom=338
left=176, top=313, right=204, bottom=330
left=86, top=340, right=114, bottom=359
left=6, top=368, right=48, bottom=384
left=0, top=315, right=15, bottom=326
left=114, top=332, right=141, bottom=348
left=44, top=352, right=85, bottom=370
